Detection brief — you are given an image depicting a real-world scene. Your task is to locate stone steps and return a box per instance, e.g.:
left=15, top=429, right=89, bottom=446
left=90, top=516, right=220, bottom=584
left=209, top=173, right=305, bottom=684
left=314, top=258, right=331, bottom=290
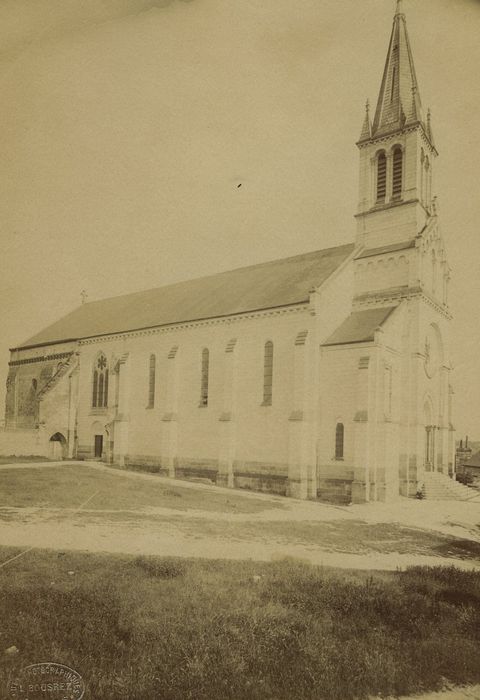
left=422, top=472, right=477, bottom=501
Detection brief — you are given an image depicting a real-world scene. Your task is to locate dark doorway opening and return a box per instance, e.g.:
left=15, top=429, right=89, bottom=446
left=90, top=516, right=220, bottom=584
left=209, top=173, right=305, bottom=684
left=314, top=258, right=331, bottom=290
left=94, top=434, right=103, bottom=459
left=49, top=432, right=67, bottom=460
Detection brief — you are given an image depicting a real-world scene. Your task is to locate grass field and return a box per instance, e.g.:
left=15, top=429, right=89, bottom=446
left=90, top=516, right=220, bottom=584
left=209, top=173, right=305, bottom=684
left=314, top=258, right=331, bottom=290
left=0, top=464, right=283, bottom=513
left=0, top=547, right=479, bottom=700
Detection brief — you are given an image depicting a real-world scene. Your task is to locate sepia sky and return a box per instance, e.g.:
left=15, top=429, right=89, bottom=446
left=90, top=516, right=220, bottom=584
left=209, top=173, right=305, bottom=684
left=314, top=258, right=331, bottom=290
left=0, top=0, right=479, bottom=435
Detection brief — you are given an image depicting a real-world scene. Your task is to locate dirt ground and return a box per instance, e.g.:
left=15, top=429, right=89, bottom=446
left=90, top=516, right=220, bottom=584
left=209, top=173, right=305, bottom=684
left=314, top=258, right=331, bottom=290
left=0, top=460, right=479, bottom=572
left=1, top=460, right=480, bottom=700
left=389, top=688, right=480, bottom=700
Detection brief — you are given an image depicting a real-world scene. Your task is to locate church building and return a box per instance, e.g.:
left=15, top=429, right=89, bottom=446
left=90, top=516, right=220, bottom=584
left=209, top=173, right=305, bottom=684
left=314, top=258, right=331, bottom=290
left=1, top=2, right=455, bottom=503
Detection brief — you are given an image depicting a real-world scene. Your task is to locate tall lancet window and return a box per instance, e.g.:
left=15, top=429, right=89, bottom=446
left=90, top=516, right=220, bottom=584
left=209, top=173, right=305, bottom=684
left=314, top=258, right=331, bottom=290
left=335, top=423, right=344, bottom=460
left=376, top=152, right=387, bottom=202
left=200, top=348, right=209, bottom=407
left=262, top=341, right=274, bottom=406
left=92, top=353, right=109, bottom=408
left=147, top=354, right=156, bottom=408
left=392, top=147, right=403, bottom=199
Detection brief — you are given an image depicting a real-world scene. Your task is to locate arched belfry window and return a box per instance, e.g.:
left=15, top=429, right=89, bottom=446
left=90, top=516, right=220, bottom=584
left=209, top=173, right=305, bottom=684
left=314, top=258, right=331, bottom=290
left=392, top=147, right=403, bottom=199
left=147, top=354, right=156, bottom=408
left=262, top=341, right=274, bottom=406
left=376, top=152, right=387, bottom=202
left=92, top=353, right=109, bottom=408
left=335, top=423, right=344, bottom=460
left=200, top=348, right=209, bottom=407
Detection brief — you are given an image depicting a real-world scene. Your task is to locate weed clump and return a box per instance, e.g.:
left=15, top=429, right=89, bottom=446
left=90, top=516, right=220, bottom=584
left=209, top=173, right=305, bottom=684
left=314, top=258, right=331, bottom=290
left=133, top=556, right=186, bottom=579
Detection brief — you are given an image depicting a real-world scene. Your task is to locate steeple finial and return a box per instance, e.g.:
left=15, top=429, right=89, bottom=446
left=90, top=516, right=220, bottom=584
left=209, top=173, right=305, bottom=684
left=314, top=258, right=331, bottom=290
left=358, top=98, right=372, bottom=142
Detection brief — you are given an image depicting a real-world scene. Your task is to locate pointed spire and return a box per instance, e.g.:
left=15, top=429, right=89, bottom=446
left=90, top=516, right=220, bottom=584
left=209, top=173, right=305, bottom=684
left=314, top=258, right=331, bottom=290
left=371, top=1, right=424, bottom=138
left=359, top=99, right=372, bottom=141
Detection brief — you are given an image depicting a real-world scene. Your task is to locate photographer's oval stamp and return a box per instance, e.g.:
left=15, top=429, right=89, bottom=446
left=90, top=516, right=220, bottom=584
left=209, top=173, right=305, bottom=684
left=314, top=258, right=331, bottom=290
left=9, top=663, right=85, bottom=700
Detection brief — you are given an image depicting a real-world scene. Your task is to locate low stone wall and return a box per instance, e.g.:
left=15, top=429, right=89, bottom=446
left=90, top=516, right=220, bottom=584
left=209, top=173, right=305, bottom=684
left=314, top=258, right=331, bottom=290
left=317, top=478, right=352, bottom=504
left=316, top=464, right=354, bottom=504
left=175, top=458, right=219, bottom=484
left=233, top=472, right=288, bottom=496
left=232, top=461, right=289, bottom=496
left=0, top=427, right=47, bottom=458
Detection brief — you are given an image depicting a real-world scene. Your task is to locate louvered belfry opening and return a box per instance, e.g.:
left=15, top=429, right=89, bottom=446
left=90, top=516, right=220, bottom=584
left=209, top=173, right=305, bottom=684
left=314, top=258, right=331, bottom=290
left=392, top=147, right=403, bottom=199
left=376, top=152, right=387, bottom=201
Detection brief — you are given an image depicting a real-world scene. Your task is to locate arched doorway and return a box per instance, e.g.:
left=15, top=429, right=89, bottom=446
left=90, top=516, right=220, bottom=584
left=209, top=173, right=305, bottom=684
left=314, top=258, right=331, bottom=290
left=49, top=432, right=67, bottom=460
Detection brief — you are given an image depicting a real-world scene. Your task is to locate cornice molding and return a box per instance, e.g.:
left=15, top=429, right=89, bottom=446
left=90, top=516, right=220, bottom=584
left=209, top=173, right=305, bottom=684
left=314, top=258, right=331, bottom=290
left=357, top=122, right=437, bottom=155
left=8, top=351, right=73, bottom=367
left=353, top=286, right=451, bottom=319
left=79, top=304, right=309, bottom=347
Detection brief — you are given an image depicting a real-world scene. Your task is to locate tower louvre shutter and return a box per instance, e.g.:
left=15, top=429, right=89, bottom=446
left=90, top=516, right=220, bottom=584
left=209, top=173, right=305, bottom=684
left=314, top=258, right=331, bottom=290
left=376, top=152, right=387, bottom=201
left=392, top=147, right=403, bottom=198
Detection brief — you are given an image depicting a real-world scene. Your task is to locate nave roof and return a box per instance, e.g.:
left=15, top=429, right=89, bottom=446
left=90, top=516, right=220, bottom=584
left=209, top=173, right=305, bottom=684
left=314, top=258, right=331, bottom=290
left=16, top=243, right=354, bottom=350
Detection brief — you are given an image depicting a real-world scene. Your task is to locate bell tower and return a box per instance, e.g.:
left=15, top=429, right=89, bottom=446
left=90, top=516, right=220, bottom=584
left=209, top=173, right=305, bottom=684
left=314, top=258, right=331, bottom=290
left=356, top=0, right=437, bottom=251
left=353, top=0, right=449, bottom=313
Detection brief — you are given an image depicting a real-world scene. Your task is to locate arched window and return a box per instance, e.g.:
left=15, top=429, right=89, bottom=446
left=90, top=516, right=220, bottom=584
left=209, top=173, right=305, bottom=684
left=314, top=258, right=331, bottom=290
left=376, top=152, right=387, bottom=202
left=263, top=341, right=274, bottom=406
left=200, top=348, right=209, bottom=406
left=335, top=423, right=344, bottom=460
left=92, top=353, right=108, bottom=408
left=148, top=354, right=156, bottom=408
left=392, top=147, right=403, bottom=199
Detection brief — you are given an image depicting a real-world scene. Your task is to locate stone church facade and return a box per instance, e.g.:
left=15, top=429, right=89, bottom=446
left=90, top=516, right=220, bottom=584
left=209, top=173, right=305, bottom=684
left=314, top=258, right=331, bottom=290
left=1, top=3, right=455, bottom=503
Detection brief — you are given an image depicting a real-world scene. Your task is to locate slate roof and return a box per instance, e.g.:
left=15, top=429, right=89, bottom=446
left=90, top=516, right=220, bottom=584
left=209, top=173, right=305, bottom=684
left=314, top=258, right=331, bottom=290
left=16, top=243, right=355, bottom=350
left=371, top=4, right=423, bottom=138
left=355, top=239, right=416, bottom=260
left=322, top=306, right=397, bottom=347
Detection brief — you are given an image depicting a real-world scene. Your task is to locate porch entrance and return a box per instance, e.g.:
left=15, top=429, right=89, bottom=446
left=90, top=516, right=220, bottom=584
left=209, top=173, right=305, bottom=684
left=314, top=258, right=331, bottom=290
left=49, top=432, right=67, bottom=460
